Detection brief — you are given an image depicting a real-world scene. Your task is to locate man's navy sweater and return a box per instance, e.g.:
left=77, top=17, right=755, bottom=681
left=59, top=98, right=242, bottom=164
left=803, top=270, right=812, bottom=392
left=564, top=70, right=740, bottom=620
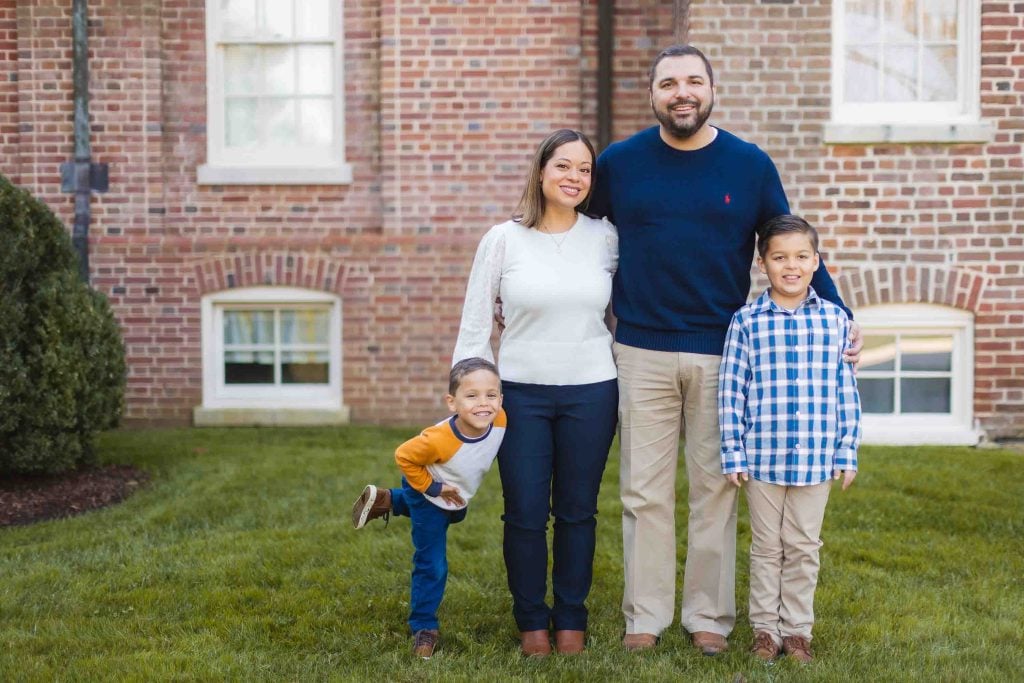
left=589, top=126, right=848, bottom=356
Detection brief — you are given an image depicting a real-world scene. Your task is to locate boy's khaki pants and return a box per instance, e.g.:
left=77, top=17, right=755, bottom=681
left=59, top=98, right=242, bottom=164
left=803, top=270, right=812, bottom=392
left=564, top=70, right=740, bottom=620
left=615, top=342, right=737, bottom=637
left=745, top=478, right=832, bottom=644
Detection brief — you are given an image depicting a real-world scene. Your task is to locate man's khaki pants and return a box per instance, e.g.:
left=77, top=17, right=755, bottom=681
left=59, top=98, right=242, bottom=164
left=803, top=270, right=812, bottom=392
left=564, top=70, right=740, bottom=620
left=745, top=478, right=831, bottom=644
left=615, top=342, right=738, bottom=637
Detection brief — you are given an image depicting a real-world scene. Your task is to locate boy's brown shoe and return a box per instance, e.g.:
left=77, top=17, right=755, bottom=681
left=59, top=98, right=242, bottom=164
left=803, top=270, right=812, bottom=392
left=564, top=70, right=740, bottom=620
left=352, top=485, right=391, bottom=529
left=412, top=629, right=439, bottom=659
left=691, top=631, right=728, bottom=656
left=622, top=633, right=658, bottom=651
left=782, top=635, right=814, bottom=663
left=751, top=631, right=781, bottom=661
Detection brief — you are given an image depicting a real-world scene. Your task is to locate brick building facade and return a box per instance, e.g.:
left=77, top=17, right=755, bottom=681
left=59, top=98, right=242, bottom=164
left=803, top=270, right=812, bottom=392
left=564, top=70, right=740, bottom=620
left=2, top=1, right=1021, bottom=441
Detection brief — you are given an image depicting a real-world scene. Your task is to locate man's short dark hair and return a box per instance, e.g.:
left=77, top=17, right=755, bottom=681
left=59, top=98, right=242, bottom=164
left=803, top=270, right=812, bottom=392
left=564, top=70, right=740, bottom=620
left=756, top=214, right=820, bottom=259
left=649, top=44, right=715, bottom=89
left=449, top=357, right=500, bottom=395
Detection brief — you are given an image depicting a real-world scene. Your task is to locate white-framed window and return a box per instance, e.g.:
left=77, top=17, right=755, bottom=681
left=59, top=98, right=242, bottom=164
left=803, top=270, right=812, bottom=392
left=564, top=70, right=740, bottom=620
left=855, top=304, right=979, bottom=445
left=197, top=287, right=347, bottom=423
left=198, top=0, right=352, bottom=185
left=827, top=0, right=992, bottom=143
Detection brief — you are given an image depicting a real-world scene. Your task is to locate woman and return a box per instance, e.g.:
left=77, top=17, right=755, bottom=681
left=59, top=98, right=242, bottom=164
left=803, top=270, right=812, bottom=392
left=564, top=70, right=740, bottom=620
left=452, top=129, right=618, bottom=656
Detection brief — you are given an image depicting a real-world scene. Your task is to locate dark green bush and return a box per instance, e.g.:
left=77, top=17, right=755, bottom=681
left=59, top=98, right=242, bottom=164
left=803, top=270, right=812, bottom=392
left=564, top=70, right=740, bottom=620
left=0, top=175, right=126, bottom=474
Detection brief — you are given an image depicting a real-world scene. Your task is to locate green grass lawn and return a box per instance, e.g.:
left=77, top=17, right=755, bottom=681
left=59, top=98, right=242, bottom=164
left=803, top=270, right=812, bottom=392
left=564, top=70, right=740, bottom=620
left=1, top=427, right=1022, bottom=682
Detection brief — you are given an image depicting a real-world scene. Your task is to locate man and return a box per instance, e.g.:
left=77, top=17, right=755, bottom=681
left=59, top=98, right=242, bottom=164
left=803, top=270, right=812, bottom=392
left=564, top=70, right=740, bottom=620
left=587, top=44, right=862, bottom=655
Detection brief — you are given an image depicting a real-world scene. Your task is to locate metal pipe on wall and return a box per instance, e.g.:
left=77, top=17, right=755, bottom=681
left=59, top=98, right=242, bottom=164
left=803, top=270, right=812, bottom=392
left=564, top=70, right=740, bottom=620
left=597, top=0, right=614, bottom=152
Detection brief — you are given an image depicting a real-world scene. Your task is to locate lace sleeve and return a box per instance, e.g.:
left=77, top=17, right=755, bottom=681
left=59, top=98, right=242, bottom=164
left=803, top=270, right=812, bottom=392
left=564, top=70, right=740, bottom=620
left=452, top=223, right=505, bottom=365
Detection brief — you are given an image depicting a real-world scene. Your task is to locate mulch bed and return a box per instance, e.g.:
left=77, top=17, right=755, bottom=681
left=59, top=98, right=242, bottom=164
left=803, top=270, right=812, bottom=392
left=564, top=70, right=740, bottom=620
left=0, top=464, right=149, bottom=527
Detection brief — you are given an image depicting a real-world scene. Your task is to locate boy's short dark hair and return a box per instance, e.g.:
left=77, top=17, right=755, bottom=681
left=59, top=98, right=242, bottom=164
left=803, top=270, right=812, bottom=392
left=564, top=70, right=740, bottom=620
left=757, top=214, right=820, bottom=259
left=449, top=357, right=500, bottom=395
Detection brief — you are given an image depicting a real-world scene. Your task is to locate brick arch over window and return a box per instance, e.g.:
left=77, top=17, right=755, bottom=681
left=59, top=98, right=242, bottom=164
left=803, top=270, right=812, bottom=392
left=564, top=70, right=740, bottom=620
left=191, top=252, right=372, bottom=297
left=835, top=266, right=988, bottom=312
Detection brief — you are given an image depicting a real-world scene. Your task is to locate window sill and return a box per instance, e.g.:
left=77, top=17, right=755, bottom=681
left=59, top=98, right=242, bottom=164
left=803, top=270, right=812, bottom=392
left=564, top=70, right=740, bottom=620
left=197, top=163, right=353, bottom=186
left=861, top=419, right=981, bottom=446
left=824, top=121, right=994, bottom=145
left=193, top=406, right=351, bottom=427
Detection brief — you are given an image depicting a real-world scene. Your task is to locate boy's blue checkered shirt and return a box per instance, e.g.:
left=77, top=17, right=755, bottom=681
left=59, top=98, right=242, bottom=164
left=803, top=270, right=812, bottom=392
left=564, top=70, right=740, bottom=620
left=718, top=287, right=861, bottom=486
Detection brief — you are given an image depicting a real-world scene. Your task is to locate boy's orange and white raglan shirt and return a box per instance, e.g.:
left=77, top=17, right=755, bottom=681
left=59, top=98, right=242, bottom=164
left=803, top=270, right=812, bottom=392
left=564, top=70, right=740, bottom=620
left=395, top=410, right=507, bottom=511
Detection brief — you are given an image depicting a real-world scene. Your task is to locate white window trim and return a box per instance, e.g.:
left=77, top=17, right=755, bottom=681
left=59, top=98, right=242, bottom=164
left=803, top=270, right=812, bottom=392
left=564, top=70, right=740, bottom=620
left=855, top=304, right=980, bottom=446
left=826, top=0, right=993, bottom=144
left=198, top=1, right=353, bottom=186
left=196, top=286, right=349, bottom=426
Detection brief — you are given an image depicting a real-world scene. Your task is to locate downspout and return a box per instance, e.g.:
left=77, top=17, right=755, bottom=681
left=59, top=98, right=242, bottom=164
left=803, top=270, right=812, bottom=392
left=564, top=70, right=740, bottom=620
left=62, top=0, right=107, bottom=283
left=596, top=0, right=613, bottom=152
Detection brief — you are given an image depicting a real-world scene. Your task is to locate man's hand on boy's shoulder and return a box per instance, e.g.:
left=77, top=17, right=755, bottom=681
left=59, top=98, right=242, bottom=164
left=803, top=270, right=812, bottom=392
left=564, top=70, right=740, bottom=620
left=844, top=320, right=863, bottom=370
left=833, top=468, right=857, bottom=491
left=439, top=483, right=466, bottom=507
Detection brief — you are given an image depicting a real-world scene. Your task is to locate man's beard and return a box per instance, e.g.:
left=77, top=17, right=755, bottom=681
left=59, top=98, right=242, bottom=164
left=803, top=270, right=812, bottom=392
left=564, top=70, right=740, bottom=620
left=653, top=96, right=714, bottom=140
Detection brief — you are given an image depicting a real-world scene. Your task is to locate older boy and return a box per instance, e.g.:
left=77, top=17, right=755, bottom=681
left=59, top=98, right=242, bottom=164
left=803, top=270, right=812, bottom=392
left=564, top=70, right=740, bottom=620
left=718, top=215, right=861, bottom=663
left=352, top=357, right=506, bottom=659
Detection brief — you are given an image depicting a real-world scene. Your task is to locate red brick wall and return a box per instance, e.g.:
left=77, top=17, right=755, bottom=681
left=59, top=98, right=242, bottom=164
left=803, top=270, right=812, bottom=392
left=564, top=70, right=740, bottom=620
left=688, top=0, right=1024, bottom=438
left=3, top=0, right=1022, bottom=437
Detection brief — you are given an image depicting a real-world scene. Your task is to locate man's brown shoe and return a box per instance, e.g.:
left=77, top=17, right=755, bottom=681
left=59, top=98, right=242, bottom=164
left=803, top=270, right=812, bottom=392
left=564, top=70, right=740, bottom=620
left=352, top=485, right=391, bottom=529
left=623, top=633, right=658, bottom=651
left=412, top=629, right=439, bottom=659
left=520, top=630, right=552, bottom=657
left=554, top=630, right=585, bottom=655
left=751, top=631, right=781, bottom=661
left=691, top=631, right=728, bottom=656
left=782, top=635, right=814, bottom=663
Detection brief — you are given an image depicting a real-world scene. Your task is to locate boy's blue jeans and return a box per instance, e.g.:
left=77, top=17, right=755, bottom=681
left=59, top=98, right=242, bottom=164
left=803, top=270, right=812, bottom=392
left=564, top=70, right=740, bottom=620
left=391, top=478, right=467, bottom=632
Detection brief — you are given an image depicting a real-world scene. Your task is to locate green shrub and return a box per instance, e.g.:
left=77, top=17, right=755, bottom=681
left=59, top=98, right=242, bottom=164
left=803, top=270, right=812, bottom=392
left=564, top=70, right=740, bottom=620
left=0, top=175, right=126, bottom=474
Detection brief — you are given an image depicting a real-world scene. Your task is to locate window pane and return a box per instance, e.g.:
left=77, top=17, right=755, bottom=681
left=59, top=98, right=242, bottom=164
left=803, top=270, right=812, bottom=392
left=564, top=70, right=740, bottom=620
left=280, top=310, right=329, bottom=344
left=224, top=46, right=260, bottom=95
left=921, top=46, right=957, bottom=101
left=298, top=46, right=333, bottom=95
left=221, top=0, right=256, bottom=38
left=861, top=335, right=896, bottom=372
left=225, top=350, right=275, bottom=384
left=901, top=378, right=951, bottom=413
left=264, top=47, right=296, bottom=95
left=923, top=0, right=958, bottom=41
left=901, top=336, right=953, bottom=371
left=296, top=0, right=330, bottom=39
left=844, top=45, right=879, bottom=102
left=299, top=98, right=333, bottom=146
left=882, top=0, right=917, bottom=41
left=224, top=310, right=273, bottom=344
left=859, top=378, right=895, bottom=414
left=225, top=98, right=259, bottom=148
left=281, top=351, right=329, bottom=384
left=882, top=46, right=917, bottom=101
left=264, top=99, right=298, bottom=146
left=262, top=0, right=294, bottom=39
left=844, top=0, right=880, bottom=42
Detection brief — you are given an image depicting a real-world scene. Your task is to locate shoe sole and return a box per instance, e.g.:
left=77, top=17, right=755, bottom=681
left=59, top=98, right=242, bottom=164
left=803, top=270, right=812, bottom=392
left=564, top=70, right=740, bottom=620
left=352, top=484, right=378, bottom=529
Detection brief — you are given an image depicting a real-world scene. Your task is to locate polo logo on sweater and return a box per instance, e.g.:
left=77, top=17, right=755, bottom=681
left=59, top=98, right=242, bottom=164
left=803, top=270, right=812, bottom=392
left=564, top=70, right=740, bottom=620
left=724, top=194, right=731, bottom=205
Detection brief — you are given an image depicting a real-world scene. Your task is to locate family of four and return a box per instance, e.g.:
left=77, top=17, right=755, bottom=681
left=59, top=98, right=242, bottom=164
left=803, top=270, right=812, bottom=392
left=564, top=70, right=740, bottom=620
left=351, top=44, right=863, bottom=664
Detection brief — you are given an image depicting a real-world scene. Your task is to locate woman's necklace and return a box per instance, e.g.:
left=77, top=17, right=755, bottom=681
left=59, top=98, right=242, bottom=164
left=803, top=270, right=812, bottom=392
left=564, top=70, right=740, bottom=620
left=540, top=216, right=574, bottom=254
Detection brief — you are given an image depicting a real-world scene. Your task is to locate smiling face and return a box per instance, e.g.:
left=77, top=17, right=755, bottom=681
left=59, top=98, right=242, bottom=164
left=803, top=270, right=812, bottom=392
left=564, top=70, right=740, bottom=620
left=650, top=54, right=716, bottom=141
left=445, top=368, right=502, bottom=438
left=757, top=231, right=821, bottom=309
left=539, top=139, right=594, bottom=214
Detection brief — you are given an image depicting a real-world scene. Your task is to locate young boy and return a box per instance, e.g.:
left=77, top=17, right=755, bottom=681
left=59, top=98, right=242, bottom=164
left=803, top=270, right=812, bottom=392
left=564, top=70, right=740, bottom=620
left=718, top=214, right=861, bottom=664
left=351, top=357, right=505, bottom=659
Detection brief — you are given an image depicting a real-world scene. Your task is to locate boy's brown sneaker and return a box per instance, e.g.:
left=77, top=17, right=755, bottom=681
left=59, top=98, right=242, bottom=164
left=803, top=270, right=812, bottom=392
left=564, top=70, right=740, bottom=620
left=412, top=629, right=439, bottom=659
left=751, top=631, right=781, bottom=661
left=352, top=485, right=391, bottom=529
left=782, top=635, right=814, bottom=663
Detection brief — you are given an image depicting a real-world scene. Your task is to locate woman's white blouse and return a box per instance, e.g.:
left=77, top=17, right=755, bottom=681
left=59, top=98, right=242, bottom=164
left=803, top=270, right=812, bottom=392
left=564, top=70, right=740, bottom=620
left=452, top=214, right=618, bottom=386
